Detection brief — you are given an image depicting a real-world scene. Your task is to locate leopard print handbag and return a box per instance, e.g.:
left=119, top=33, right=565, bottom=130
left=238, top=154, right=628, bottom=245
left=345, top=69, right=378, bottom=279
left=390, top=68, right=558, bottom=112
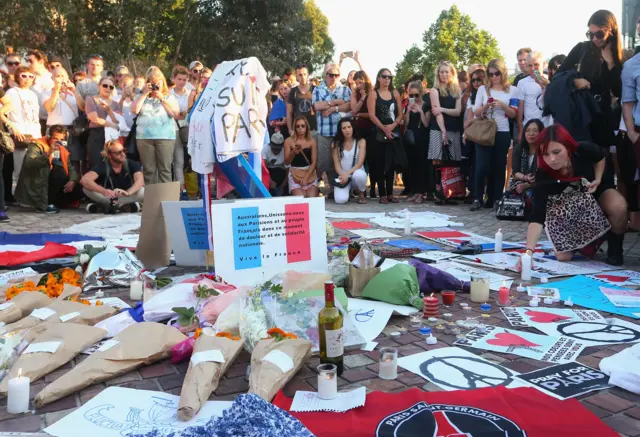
left=544, top=182, right=611, bottom=253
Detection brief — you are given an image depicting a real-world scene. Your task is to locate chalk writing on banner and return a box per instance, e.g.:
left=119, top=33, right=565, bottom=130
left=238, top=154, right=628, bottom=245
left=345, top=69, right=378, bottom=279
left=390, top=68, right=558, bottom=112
left=180, top=207, right=208, bottom=250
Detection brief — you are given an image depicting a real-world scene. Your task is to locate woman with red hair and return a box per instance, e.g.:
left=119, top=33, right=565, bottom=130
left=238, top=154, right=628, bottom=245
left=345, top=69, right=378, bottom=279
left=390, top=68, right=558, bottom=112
left=518, top=124, right=627, bottom=266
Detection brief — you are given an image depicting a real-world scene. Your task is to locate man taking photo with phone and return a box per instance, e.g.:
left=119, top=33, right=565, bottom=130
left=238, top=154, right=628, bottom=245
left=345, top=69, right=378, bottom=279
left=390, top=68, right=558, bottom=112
left=517, top=51, right=550, bottom=136
left=14, top=125, right=82, bottom=214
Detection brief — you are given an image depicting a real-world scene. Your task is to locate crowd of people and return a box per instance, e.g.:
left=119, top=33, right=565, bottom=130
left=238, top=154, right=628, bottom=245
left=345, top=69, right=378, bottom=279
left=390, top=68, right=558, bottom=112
left=0, top=8, right=638, bottom=266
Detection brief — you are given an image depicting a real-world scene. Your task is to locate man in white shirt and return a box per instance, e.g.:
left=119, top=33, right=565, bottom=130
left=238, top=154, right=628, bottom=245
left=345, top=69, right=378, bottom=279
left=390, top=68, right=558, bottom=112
left=187, top=61, right=203, bottom=92
left=170, top=65, right=191, bottom=200
left=262, top=132, right=287, bottom=196
left=517, top=51, right=551, bottom=137
left=27, top=49, right=54, bottom=135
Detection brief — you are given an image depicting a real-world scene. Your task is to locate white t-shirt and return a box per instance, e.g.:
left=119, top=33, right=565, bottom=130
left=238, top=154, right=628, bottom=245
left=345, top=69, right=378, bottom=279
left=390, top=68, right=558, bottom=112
left=262, top=145, right=285, bottom=169
left=170, top=88, right=190, bottom=128
left=120, top=99, right=135, bottom=136
left=186, top=82, right=196, bottom=93
left=5, top=87, right=42, bottom=138
left=41, top=90, right=78, bottom=126
left=517, top=77, right=545, bottom=126
left=473, top=85, right=520, bottom=132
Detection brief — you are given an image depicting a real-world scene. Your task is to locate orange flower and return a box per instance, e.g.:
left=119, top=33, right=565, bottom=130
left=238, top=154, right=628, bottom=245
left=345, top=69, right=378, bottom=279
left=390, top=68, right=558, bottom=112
left=194, top=328, right=202, bottom=340
left=283, top=333, right=298, bottom=340
left=96, top=300, right=103, bottom=306
left=267, top=327, right=286, bottom=337
left=23, top=281, right=36, bottom=291
left=46, top=275, right=57, bottom=287
left=36, top=286, right=46, bottom=293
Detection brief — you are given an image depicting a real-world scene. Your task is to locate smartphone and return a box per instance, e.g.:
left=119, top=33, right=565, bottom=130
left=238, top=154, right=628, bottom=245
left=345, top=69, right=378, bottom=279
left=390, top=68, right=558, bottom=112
left=409, top=97, right=415, bottom=105
left=534, top=70, right=543, bottom=81
left=343, top=51, right=354, bottom=58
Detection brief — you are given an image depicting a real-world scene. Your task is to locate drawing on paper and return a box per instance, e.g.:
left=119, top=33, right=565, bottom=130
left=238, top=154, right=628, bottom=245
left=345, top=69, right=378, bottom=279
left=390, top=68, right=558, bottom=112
left=84, top=396, right=207, bottom=435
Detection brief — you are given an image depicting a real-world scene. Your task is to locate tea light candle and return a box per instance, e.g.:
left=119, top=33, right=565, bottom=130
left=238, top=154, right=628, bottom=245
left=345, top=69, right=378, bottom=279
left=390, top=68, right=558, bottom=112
left=476, top=324, right=488, bottom=334
left=517, top=283, right=525, bottom=293
left=7, top=369, right=30, bottom=414
left=426, top=334, right=437, bottom=345
left=409, top=312, right=423, bottom=328
left=543, top=297, right=553, bottom=305
left=317, top=364, right=338, bottom=400
left=498, top=281, right=510, bottom=306
left=378, top=348, right=398, bottom=380
left=540, top=276, right=549, bottom=284
left=564, top=297, right=574, bottom=307
left=423, top=294, right=439, bottom=318
left=442, top=313, right=453, bottom=321
left=129, top=280, right=143, bottom=301
left=530, top=298, right=539, bottom=307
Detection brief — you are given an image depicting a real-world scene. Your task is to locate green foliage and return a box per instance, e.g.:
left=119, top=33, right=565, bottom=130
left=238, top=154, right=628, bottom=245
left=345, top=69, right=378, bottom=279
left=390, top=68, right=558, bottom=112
left=0, top=0, right=334, bottom=75
left=172, top=306, right=198, bottom=327
left=395, top=5, right=501, bottom=87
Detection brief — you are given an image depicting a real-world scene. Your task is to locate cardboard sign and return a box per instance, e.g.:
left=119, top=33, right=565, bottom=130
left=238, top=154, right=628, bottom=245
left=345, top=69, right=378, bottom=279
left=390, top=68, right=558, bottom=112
left=454, top=325, right=585, bottom=364
left=136, top=182, right=180, bottom=269
left=531, top=318, right=640, bottom=347
left=599, top=286, right=640, bottom=308
left=161, top=200, right=208, bottom=266
left=515, top=362, right=612, bottom=400
left=587, top=270, right=640, bottom=287
left=211, top=197, right=327, bottom=286
left=500, top=307, right=603, bottom=329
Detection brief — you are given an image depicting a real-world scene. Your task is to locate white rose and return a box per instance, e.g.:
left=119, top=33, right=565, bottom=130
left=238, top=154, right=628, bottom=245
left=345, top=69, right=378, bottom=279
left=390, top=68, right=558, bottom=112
left=80, top=254, right=90, bottom=264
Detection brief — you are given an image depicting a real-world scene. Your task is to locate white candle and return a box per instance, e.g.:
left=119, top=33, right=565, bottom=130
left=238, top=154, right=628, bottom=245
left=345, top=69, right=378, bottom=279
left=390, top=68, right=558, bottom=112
left=521, top=253, right=532, bottom=281
left=7, top=369, right=30, bottom=414
left=129, top=280, right=143, bottom=301
left=470, top=275, right=490, bottom=303
left=317, top=364, right=337, bottom=400
left=378, top=348, right=398, bottom=380
left=404, top=211, right=412, bottom=236
left=494, top=228, right=503, bottom=253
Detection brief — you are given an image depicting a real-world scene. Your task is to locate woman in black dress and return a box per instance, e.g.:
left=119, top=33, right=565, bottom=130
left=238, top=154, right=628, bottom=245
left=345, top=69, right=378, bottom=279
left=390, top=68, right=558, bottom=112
left=367, top=68, right=405, bottom=204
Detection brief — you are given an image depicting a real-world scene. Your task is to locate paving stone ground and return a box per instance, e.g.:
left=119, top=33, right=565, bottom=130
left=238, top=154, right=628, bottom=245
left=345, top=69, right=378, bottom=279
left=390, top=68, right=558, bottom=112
left=1, top=191, right=640, bottom=436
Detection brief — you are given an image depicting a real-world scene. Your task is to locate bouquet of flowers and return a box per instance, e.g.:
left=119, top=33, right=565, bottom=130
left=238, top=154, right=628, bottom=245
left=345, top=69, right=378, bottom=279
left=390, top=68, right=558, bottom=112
left=5, top=268, right=81, bottom=300
left=0, top=291, right=51, bottom=325
left=0, top=329, right=29, bottom=383
left=177, top=331, right=244, bottom=421
left=239, top=281, right=283, bottom=353
left=170, top=279, right=221, bottom=334
left=248, top=327, right=311, bottom=401
left=74, top=244, right=106, bottom=271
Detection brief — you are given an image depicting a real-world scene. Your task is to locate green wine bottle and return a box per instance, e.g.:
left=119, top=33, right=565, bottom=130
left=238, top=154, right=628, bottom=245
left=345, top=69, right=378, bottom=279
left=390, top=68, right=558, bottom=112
left=318, top=280, right=344, bottom=375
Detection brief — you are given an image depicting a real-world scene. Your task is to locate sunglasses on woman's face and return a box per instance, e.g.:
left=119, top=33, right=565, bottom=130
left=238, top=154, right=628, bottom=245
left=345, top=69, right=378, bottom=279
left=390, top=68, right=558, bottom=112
left=586, top=30, right=606, bottom=40
left=20, top=74, right=35, bottom=80
left=409, top=94, right=420, bottom=98
left=6, top=61, right=20, bottom=66
left=327, top=73, right=340, bottom=78
left=295, top=124, right=306, bottom=128
left=487, top=71, right=501, bottom=78
left=101, top=84, right=115, bottom=90
left=380, top=75, right=393, bottom=79
left=471, top=78, right=483, bottom=83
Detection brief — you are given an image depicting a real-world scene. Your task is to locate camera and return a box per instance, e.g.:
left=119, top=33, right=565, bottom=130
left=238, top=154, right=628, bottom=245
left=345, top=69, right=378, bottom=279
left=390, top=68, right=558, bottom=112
left=105, top=199, right=119, bottom=215
left=55, top=140, right=67, bottom=147
left=150, top=84, right=160, bottom=91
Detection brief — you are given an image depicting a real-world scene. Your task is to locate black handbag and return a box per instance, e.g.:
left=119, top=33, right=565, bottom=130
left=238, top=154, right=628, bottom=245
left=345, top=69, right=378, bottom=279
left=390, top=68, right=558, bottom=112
left=124, top=119, right=139, bottom=161
left=376, top=128, right=395, bottom=144
left=72, top=111, right=90, bottom=137
left=496, top=189, right=527, bottom=220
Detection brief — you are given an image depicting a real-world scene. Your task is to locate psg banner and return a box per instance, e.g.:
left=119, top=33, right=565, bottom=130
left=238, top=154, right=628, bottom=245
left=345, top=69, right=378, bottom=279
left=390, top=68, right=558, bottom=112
left=274, top=386, right=618, bottom=437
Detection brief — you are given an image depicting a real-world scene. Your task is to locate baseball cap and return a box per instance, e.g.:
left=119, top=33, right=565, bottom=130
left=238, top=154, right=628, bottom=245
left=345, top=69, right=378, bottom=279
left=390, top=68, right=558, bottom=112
left=189, top=61, right=203, bottom=70
left=270, top=132, right=285, bottom=148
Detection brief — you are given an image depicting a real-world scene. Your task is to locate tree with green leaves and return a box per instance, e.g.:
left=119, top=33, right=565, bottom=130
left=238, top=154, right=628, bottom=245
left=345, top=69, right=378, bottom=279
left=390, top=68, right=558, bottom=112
left=0, top=0, right=334, bottom=76
left=395, top=5, right=501, bottom=87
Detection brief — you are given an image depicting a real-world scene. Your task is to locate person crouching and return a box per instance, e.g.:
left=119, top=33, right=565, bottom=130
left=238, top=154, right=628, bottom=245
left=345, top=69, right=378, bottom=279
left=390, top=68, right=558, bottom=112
left=14, top=125, right=82, bottom=213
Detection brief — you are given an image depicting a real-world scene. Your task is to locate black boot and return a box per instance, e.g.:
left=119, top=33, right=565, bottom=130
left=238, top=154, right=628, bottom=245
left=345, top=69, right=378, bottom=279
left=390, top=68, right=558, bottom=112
left=606, top=232, right=624, bottom=266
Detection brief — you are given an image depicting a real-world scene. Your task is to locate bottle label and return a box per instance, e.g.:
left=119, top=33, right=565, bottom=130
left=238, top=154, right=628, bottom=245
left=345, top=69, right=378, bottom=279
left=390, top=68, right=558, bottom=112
left=325, top=328, right=344, bottom=358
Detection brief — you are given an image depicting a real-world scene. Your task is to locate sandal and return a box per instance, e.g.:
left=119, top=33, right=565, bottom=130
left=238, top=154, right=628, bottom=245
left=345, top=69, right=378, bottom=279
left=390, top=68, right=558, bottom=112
left=358, top=196, right=367, bottom=204
left=414, top=196, right=423, bottom=204
left=379, top=197, right=389, bottom=205
left=388, top=196, right=399, bottom=203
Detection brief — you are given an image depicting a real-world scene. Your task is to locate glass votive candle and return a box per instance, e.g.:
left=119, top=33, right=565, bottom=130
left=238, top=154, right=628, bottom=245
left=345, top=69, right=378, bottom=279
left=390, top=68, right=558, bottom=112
left=143, top=276, right=157, bottom=302
left=441, top=290, right=456, bottom=307
left=409, top=312, right=423, bottom=328
left=378, top=348, right=398, bottom=380
left=317, top=364, right=338, bottom=400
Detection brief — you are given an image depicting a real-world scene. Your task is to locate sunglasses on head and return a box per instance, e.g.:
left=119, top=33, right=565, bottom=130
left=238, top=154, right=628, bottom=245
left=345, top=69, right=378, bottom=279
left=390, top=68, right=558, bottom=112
left=327, top=73, right=340, bottom=78
left=487, top=71, right=502, bottom=78
left=380, top=74, right=393, bottom=79
left=409, top=93, right=420, bottom=98
left=19, top=73, right=35, bottom=79
left=88, top=54, right=104, bottom=60
left=101, top=84, right=115, bottom=90
left=6, top=61, right=20, bottom=66
left=586, top=30, right=606, bottom=40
